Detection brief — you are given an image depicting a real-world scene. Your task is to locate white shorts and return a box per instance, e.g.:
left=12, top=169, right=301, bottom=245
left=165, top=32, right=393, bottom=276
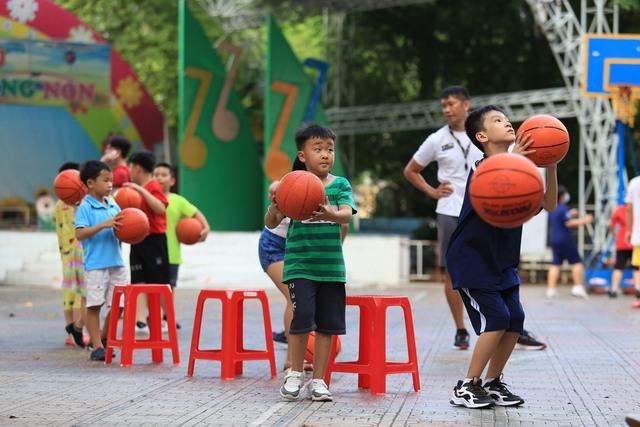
left=85, top=267, right=129, bottom=308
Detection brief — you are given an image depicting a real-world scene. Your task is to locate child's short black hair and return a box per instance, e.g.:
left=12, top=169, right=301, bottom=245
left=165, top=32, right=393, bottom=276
left=465, top=105, right=507, bottom=153
left=58, top=162, right=79, bottom=173
left=294, top=123, right=336, bottom=150
left=108, top=135, right=132, bottom=158
left=155, top=161, right=176, bottom=178
left=129, top=151, right=155, bottom=173
left=557, top=185, right=568, bottom=201
left=80, top=160, right=110, bottom=184
left=440, top=85, right=470, bottom=101
left=292, top=157, right=307, bottom=171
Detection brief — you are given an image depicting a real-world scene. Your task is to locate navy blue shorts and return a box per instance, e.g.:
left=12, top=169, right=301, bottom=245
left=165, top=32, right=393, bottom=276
left=551, top=241, right=582, bottom=265
left=258, top=228, right=285, bottom=272
left=458, top=286, right=524, bottom=336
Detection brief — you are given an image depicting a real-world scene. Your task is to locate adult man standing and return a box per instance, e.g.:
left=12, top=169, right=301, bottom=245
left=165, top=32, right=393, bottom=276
left=404, top=86, right=548, bottom=351
left=404, top=86, right=481, bottom=349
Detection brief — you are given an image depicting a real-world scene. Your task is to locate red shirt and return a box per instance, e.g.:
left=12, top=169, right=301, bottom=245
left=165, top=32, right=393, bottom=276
left=611, top=205, right=633, bottom=250
left=113, top=164, right=130, bottom=188
left=140, top=179, right=168, bottom=234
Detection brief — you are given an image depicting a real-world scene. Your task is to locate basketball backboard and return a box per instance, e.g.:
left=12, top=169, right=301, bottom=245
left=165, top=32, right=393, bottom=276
left=581, top=34, right=640, bottom=98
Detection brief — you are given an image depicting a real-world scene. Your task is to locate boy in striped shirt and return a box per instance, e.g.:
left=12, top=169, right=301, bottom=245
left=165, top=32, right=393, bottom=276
left=267, top=124, right=357, bottom=402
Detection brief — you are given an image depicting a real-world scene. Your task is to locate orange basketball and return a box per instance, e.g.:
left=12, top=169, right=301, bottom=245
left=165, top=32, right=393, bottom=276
left=114, top=187, right=142, bottom=209
left=53, top=169, right=87, bottom=205
left=176, top=217, right=203, bottom=245
left=469, top=153, right=544, bottom=228
left=516, top=114, right=570, bottom=166
left=304, top=331, right=342, bottom=363
left=115, top=207, right=149, bottom=244
left=275, top=171, right=326, bottom=220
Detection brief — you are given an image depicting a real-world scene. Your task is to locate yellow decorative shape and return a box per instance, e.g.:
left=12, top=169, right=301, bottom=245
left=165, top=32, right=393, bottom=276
left=180, top=67, right=212, bottom=170
left=116, top=76, right=143, bottom=108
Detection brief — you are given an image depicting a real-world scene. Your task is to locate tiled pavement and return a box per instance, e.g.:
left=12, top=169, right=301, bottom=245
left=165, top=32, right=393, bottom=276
left=1, top=283, right=639, bottom=426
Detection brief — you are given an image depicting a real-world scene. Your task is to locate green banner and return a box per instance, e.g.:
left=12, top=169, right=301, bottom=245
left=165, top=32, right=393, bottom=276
left=265, top=16, right=346, bottom=209
left=178, top=0, right=262, bottom=231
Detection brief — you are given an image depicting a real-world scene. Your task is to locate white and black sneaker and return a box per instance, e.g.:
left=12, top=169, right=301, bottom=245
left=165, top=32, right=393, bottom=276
left=450, top=379, right=494, bottom=409
left=308, top=379, right=333, bottom=402
left=280, top=370, right=304, bottom=401
left=483, top=377, right=524, bottom=406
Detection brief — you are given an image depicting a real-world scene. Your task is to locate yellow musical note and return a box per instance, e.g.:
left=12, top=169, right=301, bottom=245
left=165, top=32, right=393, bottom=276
left=181, top=67, right=211, bottom=170
left=212, top=41, right=241, bottom=142
left=265, top=81, right=298, bottom=181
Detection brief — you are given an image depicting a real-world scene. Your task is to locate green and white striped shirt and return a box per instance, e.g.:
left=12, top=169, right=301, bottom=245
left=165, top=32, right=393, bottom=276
left=282, top=176, right=357, bottom=283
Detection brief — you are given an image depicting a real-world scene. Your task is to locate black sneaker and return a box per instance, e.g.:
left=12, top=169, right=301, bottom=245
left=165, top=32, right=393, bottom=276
left=608, top=290, right=618, bottom=298
left=454, top=329, right=470, bottom=350
left=450, top=379, right=494, bottom=409
left=272, top=330, right=288, bottom=346
left=65, top=323, right=85, bottom=348
left=90, top=347, right=106, bottom=361
left=516, top=330, right=547, bottom=351
left=483, top=377, right=525, bottom=406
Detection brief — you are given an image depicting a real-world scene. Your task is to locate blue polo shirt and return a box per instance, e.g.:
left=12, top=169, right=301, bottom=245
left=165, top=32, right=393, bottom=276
left=446, top=168, right=522, bottom=290
left=549, top=203, right=573, bottom=246
left=75, top=195, right=124, bottom=271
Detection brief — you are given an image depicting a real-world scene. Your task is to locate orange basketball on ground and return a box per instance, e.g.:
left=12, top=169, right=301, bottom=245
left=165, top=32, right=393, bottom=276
left=115, top=207, right=149, bottom=244
left=304, top=331, right=342, bottom=363
left=275, top=171, right=326, bottom=220
left=469, top=153, right=544, bottom=228
left=114, top=187, right=142, bottom=209
left=53, top=170, right=87, bottom=204
left=516, top=114, right=570, bottom=166
left=176, top=217, right=203, bottom=245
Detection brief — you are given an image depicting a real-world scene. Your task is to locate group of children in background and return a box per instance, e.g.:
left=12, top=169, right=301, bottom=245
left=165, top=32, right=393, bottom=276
left=55, top=136, right=209, bottom=361
left=55, top=120, right=639, bottom=407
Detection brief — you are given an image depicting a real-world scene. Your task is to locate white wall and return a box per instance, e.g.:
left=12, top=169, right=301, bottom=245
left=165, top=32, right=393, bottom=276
left=0, top=231, right=411, bottom=289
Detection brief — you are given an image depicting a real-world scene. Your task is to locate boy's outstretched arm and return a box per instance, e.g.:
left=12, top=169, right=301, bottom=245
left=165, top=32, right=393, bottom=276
left=541, top=164, right=558, bottom=212
left=193, top=210, right=211, bottom=242
left=75, top=215, right=121, bottom=240
left=123, top=182, right=166, bottom=214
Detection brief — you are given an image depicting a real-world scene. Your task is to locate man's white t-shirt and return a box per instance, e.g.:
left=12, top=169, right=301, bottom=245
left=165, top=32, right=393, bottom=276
left=625, top=176, right=640, bottom=246
left=412, top=125, right=483, bottom=217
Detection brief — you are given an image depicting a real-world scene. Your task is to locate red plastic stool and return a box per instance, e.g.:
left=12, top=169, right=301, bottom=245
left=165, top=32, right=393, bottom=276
left=187, top=289, right=277, bottom=380
left=325, top=295, right=420, bottom=395
left=105, top=284, right=180, bottom=367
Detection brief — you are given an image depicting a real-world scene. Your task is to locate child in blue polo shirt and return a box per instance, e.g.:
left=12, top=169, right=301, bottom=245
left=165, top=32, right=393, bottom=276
left=75, top=160, right=127, bottom=362
left=446, top=106, right=558, bottom=409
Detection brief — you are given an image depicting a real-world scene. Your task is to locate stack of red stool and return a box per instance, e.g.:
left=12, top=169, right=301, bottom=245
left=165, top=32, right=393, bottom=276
left=105, top=284, right=180, bottom=367
left=187, top=289, right=277, bottom=380
left=325, top=295, right=420, bottom=395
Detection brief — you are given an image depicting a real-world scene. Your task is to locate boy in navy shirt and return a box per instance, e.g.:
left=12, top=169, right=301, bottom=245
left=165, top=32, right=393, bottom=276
left=447, top=106, right=558, bottom=408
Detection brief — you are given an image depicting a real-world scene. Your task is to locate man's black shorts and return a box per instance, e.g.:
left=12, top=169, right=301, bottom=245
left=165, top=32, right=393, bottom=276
left=130, top=233, right=170, bottom=284
left=287, top=278, right=346, bottom=335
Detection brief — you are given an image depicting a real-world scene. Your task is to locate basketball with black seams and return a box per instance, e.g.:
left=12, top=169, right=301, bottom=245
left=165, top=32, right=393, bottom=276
left=53, top=169, right=87, bottom=204
left=469, top=153, right=544, bottom=228
left=516, top=114, right=570, bottom=166
left=275, top=171, right=326, bottom=220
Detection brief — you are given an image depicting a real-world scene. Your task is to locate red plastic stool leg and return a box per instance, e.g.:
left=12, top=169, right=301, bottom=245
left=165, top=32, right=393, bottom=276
left=402, top=300, right=421, bottom=392
left=147, top=292, right=163, bottom=363
left=162, top=288, right=180, bottom=365
left=187, top=292, right=207, bottom=376
left=220, top=295, right=237, bottom=380
left=234, top=298, right=244, bottom=376
left=120, top=287, right=137, bottom=367
left=369, top=304, right=387, bottom=395
left=357, top=304, right=373, bottom=389
left=105, top=288, right=122, bottom=365
left=259, top=292, right=277, bottom=378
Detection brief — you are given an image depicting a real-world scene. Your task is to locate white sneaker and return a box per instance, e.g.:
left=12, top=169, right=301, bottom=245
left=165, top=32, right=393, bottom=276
left=546, top=288, right=558, bottom=299
left=571, top=285, right=589, bottom=299
left=135, top=321, right=150, bottom=337
left=308, top=379, right=333, bottom=401
left=280, top=370, right=304, bottom=401
left=161, top=320, right=169, bottom=333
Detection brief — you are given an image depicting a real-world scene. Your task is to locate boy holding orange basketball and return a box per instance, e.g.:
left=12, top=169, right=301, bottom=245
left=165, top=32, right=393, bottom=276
left=125, top=151, right=169, bottom=335
left=268, top=124, right=356, bottom=402
left=447, top=106, right=557, bottom=408
left=75, top=160, right=127, bottom=361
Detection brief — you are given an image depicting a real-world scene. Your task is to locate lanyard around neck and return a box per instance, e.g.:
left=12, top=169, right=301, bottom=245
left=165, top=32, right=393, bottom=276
left=448, top=126, right=470, bottom=171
